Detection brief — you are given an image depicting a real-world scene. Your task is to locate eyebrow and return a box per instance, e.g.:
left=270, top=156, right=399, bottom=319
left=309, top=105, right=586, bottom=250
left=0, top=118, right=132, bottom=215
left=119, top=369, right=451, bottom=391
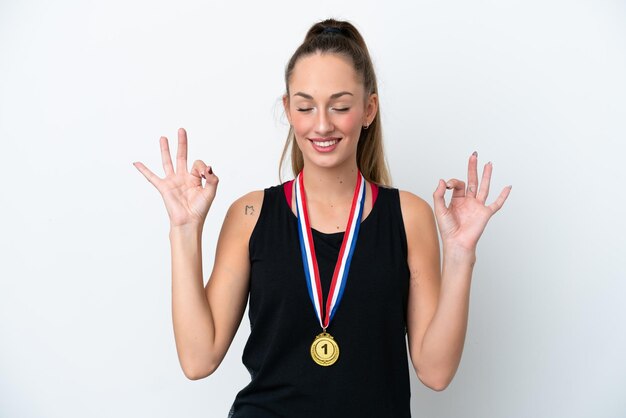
left=293, top=91, right=354, bottom=100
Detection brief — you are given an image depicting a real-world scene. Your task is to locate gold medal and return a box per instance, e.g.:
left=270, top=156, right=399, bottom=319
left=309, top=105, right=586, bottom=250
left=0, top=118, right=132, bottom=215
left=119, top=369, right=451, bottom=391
left=310, top=332, right=340, bottom=366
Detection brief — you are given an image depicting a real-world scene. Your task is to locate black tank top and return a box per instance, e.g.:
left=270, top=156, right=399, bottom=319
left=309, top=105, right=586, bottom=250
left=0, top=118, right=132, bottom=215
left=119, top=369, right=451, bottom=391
left=228, top=183, right=412, bottom=418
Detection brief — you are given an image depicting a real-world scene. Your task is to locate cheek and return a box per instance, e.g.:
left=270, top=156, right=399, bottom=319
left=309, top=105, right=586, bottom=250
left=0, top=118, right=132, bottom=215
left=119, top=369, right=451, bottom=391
left=340, top=113, right=358, bottom=130
left=291, top=113, right=311, bottom=136
left=334, top=112, right=363, bottom=136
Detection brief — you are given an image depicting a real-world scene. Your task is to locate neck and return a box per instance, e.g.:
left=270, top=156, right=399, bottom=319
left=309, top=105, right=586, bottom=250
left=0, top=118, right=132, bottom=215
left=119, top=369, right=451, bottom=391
left=301, top=161, right=360, bottom=203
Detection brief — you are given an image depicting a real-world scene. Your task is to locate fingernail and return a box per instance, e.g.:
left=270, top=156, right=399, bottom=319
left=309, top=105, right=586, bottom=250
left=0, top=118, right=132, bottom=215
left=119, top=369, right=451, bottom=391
left=472, top=151, right=478, bottom=157
left=487, top=161, right=492, bottom=165
left=208, top=166, right=213, bottom=175
left=446, top=182, right=453, bottom=189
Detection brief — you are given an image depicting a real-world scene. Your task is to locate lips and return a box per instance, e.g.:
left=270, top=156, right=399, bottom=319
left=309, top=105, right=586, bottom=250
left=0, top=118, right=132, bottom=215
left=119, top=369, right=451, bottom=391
left=309, top=137, right=342, bottom=153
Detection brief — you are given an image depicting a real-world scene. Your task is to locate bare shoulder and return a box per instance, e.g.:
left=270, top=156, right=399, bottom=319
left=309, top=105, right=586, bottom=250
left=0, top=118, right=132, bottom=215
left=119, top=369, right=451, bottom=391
left=398, top=190, right=435, bottom=228
left=226, top=190, right=265, bottom=219
left=220, top=190, right=265, bottom=240
left=397, top=190, right=440, bottom=283
left=398, top=189, right=439, bottom=262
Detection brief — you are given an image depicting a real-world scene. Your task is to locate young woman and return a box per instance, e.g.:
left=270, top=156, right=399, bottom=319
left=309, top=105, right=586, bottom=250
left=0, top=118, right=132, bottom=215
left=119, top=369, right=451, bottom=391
left=133, top=18, right=511, bottom=418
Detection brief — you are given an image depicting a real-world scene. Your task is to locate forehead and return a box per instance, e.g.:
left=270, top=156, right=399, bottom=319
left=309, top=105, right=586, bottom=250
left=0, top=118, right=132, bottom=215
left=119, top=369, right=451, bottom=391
left=289, top=52, right=362, bottom=98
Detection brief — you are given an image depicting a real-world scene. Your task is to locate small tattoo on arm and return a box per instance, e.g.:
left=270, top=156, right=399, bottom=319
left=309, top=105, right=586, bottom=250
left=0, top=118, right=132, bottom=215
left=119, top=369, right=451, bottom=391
left=245, top=205, right=255, bottom=215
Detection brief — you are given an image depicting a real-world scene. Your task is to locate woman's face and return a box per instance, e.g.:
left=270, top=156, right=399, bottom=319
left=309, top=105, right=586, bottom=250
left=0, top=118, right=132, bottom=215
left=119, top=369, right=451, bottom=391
left=283, top=52, right=377, bottom=171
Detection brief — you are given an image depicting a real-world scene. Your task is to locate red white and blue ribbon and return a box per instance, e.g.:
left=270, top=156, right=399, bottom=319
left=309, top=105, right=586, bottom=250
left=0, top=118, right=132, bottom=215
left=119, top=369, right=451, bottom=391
left=294, top=170, right=366, bottom=330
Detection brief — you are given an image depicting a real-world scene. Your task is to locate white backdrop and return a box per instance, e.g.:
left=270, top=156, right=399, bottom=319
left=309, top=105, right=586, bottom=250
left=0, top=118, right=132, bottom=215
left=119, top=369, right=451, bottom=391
left=1, top=1, right=625, bottom=417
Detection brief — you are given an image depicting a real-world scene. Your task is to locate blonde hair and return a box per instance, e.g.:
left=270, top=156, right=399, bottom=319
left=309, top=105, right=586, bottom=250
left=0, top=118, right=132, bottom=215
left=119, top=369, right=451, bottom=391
left=279, top=18, right=391, bottom=186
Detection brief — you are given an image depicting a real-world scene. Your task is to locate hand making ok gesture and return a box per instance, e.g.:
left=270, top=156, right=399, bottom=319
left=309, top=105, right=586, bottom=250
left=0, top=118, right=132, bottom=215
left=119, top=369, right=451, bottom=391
left=133, top=128, right=219, bottom=228
left=433, top=152, right=512, bottom=252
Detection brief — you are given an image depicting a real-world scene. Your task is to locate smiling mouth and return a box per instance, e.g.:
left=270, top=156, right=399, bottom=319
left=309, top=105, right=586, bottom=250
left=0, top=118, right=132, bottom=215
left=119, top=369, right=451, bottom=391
left=309, top=138, right=341, bottom=148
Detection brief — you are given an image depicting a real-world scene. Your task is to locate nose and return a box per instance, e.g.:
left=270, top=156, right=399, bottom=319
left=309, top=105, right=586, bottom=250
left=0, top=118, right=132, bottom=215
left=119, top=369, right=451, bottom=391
left=314, top=109, right=334, bottom=134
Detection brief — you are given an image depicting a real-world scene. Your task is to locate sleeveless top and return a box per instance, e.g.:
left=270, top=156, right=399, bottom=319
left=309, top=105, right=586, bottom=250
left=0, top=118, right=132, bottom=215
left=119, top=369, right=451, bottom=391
left=228, top=182, right=412, bottom=418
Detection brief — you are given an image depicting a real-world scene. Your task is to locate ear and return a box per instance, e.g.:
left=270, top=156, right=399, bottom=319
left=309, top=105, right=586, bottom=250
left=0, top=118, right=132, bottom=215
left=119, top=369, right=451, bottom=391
left=365, top=93, right=378, bottom=126
left=282, top=94, right=292, bottom=125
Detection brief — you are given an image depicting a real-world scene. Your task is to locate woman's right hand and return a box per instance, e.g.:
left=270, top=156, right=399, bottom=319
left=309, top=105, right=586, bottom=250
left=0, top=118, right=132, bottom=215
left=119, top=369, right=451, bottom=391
left=133, top=128, right=219, bottom=228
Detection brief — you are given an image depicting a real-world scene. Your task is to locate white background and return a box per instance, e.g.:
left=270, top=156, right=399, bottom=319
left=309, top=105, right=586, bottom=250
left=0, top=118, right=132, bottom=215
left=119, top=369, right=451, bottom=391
left=1, top=1, right=625, bottom=417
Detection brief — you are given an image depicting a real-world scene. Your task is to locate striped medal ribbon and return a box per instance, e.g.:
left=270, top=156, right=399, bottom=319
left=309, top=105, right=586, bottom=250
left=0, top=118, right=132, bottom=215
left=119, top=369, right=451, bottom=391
left=294, top=170, right=367, bottom=366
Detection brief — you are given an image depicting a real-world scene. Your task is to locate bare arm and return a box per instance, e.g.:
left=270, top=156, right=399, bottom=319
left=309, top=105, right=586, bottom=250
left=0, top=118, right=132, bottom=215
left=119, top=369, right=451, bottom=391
left=401, top=191, right=451, bottom=391
left=401, top=192, right=475, bottom=391
left=171, top=192, right=262, bottom=380
left=402, top=152, right=511, bottom=391
left=133, top=128, right=263, bottom=380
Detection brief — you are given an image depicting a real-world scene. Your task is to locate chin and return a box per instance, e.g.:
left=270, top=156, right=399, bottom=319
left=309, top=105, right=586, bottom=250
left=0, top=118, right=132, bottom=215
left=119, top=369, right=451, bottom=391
left=302, top=154, right=355, bottom=171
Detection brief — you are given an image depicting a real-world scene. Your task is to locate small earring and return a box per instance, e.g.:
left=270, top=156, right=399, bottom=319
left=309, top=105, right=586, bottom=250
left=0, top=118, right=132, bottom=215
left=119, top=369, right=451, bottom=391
left=363, top=123, right=369, bottom=130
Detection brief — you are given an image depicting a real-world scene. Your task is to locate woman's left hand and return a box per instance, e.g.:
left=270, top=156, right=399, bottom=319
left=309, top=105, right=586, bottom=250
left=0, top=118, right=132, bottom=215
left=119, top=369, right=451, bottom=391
left=433, top=152, right=512, bottom=252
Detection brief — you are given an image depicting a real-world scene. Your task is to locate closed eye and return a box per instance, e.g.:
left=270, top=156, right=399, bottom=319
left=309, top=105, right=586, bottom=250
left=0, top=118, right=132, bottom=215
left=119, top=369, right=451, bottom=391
left=296, top=107, right=350, bottom=112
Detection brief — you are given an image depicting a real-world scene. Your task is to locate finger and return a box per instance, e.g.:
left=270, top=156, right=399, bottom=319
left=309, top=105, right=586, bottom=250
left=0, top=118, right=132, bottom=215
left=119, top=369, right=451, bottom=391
left=467, top=151, right=478, bottom=197
left=191, top=160, right=208, bottom=179
left=192, top=162, right=218, bottom=187
left=433, top=179, right=448, bottom=214
left=176, top=127, right=189, bottom=174
left=160, top=136, right=175, bottom=177
left=476, top=162, right=493, bottom=203
left=446, top=179, right=466, bottom=199
left=488, top=185, right=512, bottom=214
left=204, top=166, right=219, bottom=187
left=133, top=161, right=162, bottom=187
